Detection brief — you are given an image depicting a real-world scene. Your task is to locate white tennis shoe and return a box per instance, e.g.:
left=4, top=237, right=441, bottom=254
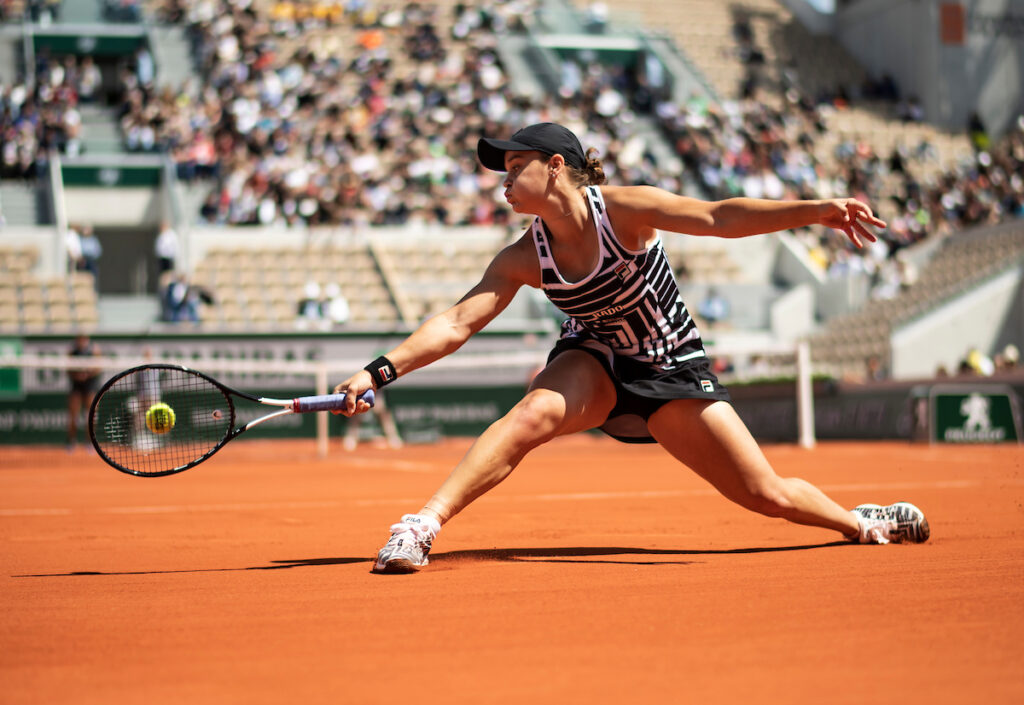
left=372, top=514, right=441, bottom=573
left=850, top=502, right=930, bottom=544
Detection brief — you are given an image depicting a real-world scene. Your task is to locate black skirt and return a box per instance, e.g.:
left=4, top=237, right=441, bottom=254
left=547, top=337, right=731, bottom=444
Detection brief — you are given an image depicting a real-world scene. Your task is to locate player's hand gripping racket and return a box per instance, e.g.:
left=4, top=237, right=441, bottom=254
left=88, top=364, right=373, bottom=477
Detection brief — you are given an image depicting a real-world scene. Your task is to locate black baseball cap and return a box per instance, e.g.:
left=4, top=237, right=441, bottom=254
left=477, top=122, right=586, bottom=172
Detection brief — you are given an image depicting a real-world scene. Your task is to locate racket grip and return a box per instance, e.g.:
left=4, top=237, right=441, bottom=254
left=292, top=389, right=375, bottom=413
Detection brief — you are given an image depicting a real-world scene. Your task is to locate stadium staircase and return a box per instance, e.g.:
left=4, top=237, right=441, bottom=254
left=149, top=24, right=194, bottom=91
left=78, top=103, right=124, bottom=156
left=0, top=181, right=45, bottom=226
left=0, top=24, right=19, bottom=85
left=61, top=0, right=104, bottom=23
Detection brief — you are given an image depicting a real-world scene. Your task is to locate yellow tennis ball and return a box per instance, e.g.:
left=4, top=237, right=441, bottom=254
left=145, top=402, right=176, bottom=434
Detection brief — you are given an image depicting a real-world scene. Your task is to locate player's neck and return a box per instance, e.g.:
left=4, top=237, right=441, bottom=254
left=540, top=188, right=588, bottom=241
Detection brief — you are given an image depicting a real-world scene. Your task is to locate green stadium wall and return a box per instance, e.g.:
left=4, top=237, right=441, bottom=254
left=2, top=335, right=1020, bottom=445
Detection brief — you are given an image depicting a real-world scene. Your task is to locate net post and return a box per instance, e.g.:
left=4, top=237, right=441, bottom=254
left=796, top=340, right=816, bottom=448
left=315, top=364, right=329, bottom=459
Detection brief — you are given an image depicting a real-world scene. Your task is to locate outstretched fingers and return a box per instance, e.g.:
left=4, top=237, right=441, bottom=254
left=850, top=199, right=886, bottom=225
left=838, top=199, right=886, bottom=248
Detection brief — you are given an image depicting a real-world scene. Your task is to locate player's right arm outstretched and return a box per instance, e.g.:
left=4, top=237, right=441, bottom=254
left=332, top=237, right=539, bottom=416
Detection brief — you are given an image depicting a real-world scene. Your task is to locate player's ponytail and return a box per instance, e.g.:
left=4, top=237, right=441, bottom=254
left=567, top=148, right=606, bottom=187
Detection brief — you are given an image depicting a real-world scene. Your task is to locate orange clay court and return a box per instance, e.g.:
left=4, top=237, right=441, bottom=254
left=2, top=437, right=1023, bottom=705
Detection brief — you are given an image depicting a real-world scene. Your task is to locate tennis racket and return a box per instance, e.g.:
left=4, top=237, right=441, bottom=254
left=88, top=363, right=374, bottom=477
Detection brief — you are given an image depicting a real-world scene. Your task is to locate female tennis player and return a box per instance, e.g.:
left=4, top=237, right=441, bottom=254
left=333, top=122, right=929, bottom=573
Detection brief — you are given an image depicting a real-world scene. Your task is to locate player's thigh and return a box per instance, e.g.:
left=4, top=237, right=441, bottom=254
left=521, top=349, right=617, bottom=437
left=647, top=398, right=778, bottom=500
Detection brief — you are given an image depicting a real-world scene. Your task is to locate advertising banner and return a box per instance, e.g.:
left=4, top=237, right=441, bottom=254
left=929, top=385, right=1022, bottom=443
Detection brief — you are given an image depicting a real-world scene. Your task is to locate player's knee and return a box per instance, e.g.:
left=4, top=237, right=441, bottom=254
left=505, top=390, right=565, bottom=442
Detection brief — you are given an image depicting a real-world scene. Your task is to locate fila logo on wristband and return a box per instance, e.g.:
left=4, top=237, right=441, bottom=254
left=364, top=356, right=397, bottom=388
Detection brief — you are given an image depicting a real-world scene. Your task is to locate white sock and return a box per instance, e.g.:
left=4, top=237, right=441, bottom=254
left=401, top=513, right=441, bottom=535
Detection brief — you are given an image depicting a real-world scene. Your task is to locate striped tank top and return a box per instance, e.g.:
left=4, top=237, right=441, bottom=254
left=532, top=186, right=705, bottom=371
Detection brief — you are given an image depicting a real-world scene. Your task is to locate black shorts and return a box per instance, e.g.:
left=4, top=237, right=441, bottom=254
left=547, top=337, right=731, bottom=444
left=69, top=378, right=99, bottom=396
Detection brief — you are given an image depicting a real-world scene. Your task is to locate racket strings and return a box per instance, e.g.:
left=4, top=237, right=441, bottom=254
left=92, top=368, right=232, bottom=476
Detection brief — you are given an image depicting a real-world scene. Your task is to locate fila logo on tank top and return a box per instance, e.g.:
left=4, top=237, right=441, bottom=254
left=531, top=186, right=705, bottom=371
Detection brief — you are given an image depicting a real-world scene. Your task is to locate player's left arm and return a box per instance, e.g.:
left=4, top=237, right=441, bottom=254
left=603, top=185, right=886, bottom=249
left=332, top=239, right=534, bottom=414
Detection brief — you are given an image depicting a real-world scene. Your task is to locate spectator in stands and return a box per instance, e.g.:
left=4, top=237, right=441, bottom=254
left=323, top=283, right=350, bottom=327
left=584, top=3, right=609, bottom=33
left=862, top=73, right=899, bottom=103
left=154, top=220, right=179, bottom=274
left=968, top=112, right=990, bottom=152
left=296, top=281, right=325, bottom=328
left=65, top=223, right=83, bottom=273
left=105, top=0, right=143, bottom=23
left=78, top=225, right=102, bottom=285
left=134, top=45, right=155, bottom=86
left=28, top=0, right=61, bottom=23
left=865, top=354, right=888, bottom=382
left=898, top=97, right=925, bottom=123
left=697, top=287, right=731, bottom=328
left=162, top=272, right=205, bottom=323
left=152, top=0, right=186, bottom=23
left=966, top=347, right=996, bottom=376
left=183, top=281, right=210, bottom=324
left=162, top=273, right=187, bottom=322
left=77, top=56, right=103, bottom=104
left=995, top=344, right=1019, bottom=372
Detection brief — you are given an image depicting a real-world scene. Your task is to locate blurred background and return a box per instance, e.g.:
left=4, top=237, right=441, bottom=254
left=1, top=0, right=1021, bottom=447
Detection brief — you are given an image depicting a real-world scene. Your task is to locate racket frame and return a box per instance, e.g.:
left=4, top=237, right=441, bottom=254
left=88, top=363, right=371, bottom=477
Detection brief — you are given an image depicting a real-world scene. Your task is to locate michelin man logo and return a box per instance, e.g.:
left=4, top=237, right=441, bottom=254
left=98, top=168, right=121, bottom=186
left=960, top=393, right=991, bottom=432
left=944, top=393, right=1006, bottom=442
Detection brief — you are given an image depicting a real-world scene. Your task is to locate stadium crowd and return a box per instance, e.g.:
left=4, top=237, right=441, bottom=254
left=2, top=0, right=1023, bottom=300
left=141, top=0, right=1024, bottom=296
left=0, top=50, right=92, bottom=178
left=143, top=0, right=678, bottom=230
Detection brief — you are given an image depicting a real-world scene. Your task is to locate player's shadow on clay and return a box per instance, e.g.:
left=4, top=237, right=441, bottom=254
left=13, top=557, right=367, bottom=578
left=13, top=543, right=849, bottom=577
left=429, top=542, right=851, bottom=567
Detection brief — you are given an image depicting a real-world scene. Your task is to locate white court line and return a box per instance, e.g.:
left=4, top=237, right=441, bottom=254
left=0, top=478, right=1006, bottom=517
left=338, top=458, right=441, bottom=473
left=0, top=508, right=73, bottom=517
left=820, top=480, right=980, bottom=492
left=103, top=501, right=349, bottom=514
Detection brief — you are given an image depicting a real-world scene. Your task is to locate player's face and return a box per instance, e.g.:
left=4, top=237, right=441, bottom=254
left=502, top=151, right=551, bottom=213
